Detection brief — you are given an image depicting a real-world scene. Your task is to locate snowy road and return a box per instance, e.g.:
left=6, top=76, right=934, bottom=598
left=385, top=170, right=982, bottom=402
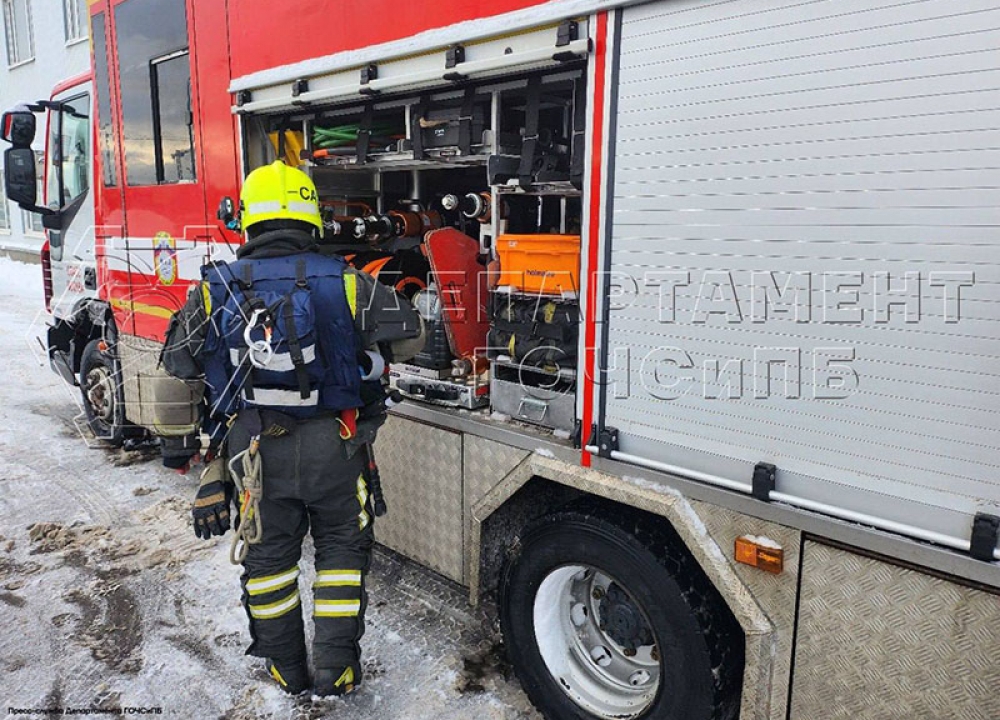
left=0, top=259, right=541, bottom=720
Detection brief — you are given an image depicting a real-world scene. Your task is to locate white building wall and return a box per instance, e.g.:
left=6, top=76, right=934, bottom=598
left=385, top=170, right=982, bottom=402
left=0, top=0, right=90, bottom=255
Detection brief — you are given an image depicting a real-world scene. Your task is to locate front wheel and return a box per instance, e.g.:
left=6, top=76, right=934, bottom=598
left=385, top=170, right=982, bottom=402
left=499, top=503, right=743, bottom=720
left=79, top=338, right=126, bottom=446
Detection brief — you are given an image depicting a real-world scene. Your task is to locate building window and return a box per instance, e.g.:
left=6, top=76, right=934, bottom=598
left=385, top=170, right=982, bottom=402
left=63, top=0, right=86, bottom=43
left=0, top=171, right=9, bottom=230
left=2, top=0, right=34, bottom=66
left=21, top=150, right=44, bottom=234
left=115, top=0, right=195, bottom=186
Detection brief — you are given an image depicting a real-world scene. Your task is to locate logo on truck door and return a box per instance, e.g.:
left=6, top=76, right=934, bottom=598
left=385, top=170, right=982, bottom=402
left=153, top=232, right=178, bottom=286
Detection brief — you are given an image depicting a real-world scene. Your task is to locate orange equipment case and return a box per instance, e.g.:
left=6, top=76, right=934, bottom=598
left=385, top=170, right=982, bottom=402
left=496, top=233, right=581, bottom=296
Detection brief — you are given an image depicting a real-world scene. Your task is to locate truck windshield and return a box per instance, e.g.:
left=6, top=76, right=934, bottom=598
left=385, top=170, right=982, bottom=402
left=45, top=93, right=90, bottom=211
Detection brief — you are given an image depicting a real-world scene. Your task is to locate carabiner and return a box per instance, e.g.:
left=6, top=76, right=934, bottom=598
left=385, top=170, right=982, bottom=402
left=243, top=307, right=274, bottom=368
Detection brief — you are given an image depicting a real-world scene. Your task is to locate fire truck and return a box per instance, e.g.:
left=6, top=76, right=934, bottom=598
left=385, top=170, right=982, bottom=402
left=3, top=0, right=998, bottom=718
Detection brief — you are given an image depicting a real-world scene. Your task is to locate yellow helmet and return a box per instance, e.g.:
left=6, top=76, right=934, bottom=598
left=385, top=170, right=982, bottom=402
left=239, top=161, right=322, bottom=234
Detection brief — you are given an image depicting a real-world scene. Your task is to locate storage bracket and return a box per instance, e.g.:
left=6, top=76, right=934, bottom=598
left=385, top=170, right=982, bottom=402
left=444, top=45, right=468, bottom=81
left=446, top=45, right=465, bottom=68
left=360, top=64, right=379, bottom=96
left=356, top=103, right=374, bottom=165
left=970, top=513, right=1000, bottom=562
left=752, top=462, right=777, bottom=502
left=589, top=424, right=619, bottom=459
left=554, top=20, right=587, bottom=62
left=556, top=20, right=579, bottom=47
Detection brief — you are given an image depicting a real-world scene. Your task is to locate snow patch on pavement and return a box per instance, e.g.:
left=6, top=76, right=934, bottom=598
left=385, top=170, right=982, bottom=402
left=0, top=257, right=540, bottom=718
left=0, top=257, right=42, bottom=303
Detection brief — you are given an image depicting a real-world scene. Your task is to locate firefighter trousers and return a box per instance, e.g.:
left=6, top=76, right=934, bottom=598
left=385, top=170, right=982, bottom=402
left=229, top=415, right=374, bottom=669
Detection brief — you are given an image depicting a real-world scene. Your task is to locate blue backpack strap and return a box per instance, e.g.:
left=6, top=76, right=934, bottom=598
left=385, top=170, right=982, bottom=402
left=239, top=263, right=257, bottom=403
left=283, top=262, right=312, bottom=400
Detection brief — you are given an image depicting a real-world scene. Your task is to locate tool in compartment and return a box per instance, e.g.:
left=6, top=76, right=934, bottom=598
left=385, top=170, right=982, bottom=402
left=389, top=366, right=489, bottom=410
left=424, top=228, right=491, bottom=369
left=351, top=209, right=443, bottom=244
left=441, top=192, right=493, bottom=223
left=488, top=293, right=580, bottom=373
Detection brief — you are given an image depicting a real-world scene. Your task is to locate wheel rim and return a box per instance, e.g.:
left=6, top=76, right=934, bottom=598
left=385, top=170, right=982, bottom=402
left=533, top=565, right=661, bottom=719
left=85, top=366, right=116, bottom=424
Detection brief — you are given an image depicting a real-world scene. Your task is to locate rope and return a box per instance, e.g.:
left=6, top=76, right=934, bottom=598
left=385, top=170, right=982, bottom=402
left=229, top=435, right=264, bottom=565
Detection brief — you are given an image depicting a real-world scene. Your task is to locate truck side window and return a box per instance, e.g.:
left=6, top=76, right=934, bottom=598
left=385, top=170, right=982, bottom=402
left=92, top=12, right=117, bottom=188
left=46, top=93, right=90, bottom=210
left=114, top=0, right=194, bottom=186
left=150, top=50, right=196, bottom=183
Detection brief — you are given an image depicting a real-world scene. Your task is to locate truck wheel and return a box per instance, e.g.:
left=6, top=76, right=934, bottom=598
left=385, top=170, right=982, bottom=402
left=79, top=338, right=126, bottom=446
left=500, top=502, right=743, bottom=720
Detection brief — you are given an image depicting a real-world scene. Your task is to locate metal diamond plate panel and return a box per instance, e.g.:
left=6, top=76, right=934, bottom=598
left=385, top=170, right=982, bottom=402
left=463, top=436, right=531, bottom=584
left=693, top=501, right=800, bottom=720
left=374, top=416, right=464, bottom=583
left=791, top=541, right=1000, bottom=720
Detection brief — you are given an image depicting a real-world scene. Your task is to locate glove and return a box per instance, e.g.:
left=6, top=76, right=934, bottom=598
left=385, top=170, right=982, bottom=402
left=192, top=457, right=234, bottom=539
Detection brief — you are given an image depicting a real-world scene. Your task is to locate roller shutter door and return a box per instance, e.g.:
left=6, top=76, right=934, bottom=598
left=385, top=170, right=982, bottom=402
left=601, top=0, right=1000, bottom=556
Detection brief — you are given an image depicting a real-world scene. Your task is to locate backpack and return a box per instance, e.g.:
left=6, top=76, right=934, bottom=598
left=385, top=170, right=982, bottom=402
left=201, top=253, right=362, bottom=421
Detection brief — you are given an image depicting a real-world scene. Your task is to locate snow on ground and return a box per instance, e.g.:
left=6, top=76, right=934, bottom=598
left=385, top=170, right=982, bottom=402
left=0, top=260, right=540, bottom=719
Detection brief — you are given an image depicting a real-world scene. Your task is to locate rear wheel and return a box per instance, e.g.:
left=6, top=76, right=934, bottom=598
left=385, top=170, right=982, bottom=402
left=80, top=338, right=126, bottom=447
left=499, top=502, right=743, bottom=720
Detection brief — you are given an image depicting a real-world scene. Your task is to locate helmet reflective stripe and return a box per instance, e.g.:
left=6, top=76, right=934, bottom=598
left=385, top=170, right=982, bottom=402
left=287, top=201, right=319, bottom=215
left=230, top=345, right=316, bottom=372
left=242, top=387, right=320, bottom=407
left=239, top=160, right=322, bottom=234
left=245, top=201, right=282, bottom=215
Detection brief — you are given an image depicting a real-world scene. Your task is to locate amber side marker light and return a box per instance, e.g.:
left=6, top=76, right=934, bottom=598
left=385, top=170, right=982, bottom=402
left=734, top=536, right=784, bottom=574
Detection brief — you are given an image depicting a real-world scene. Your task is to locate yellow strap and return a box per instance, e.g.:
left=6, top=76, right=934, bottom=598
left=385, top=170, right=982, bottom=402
left=357, top=476, right=370, bottom=531
left=344, top=271, right=358, bottom=318
left=270, top=664, right=288, bottom=687
left=335, top=666, right=355, bottom=689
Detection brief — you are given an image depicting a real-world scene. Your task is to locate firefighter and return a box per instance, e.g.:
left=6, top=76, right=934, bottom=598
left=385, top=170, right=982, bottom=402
left=158, top=161, right=424, bottom=697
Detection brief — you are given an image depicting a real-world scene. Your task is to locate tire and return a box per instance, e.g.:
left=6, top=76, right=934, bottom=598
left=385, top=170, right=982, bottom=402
left=79, top=338, right=126, bottom=447
left=499, top=500, right=743, bottom=720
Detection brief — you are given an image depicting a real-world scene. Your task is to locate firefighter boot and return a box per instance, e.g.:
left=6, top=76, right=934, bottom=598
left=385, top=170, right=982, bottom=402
left=314, top=663, right=362, bottom=697
left=266, top=657, right=310, bottom=695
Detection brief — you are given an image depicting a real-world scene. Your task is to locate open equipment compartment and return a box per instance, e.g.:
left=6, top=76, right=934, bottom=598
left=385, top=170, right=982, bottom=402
left=243, top=68, right=586, bottom=430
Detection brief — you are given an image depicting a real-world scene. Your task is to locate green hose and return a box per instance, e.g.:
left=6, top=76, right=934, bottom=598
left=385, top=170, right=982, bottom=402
left=312, top=122, right=401, bottom=148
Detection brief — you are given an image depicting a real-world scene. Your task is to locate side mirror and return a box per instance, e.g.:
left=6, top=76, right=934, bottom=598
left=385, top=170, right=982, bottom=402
left=217, top=196, right=240, bottom=232
left=4, top=147, right=37, bottom=206
left=1, top=110, right=36, bottom=147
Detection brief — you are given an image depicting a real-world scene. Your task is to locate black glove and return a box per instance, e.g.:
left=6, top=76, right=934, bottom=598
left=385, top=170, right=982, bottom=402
left=192, top=458, right=234, bottom=539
